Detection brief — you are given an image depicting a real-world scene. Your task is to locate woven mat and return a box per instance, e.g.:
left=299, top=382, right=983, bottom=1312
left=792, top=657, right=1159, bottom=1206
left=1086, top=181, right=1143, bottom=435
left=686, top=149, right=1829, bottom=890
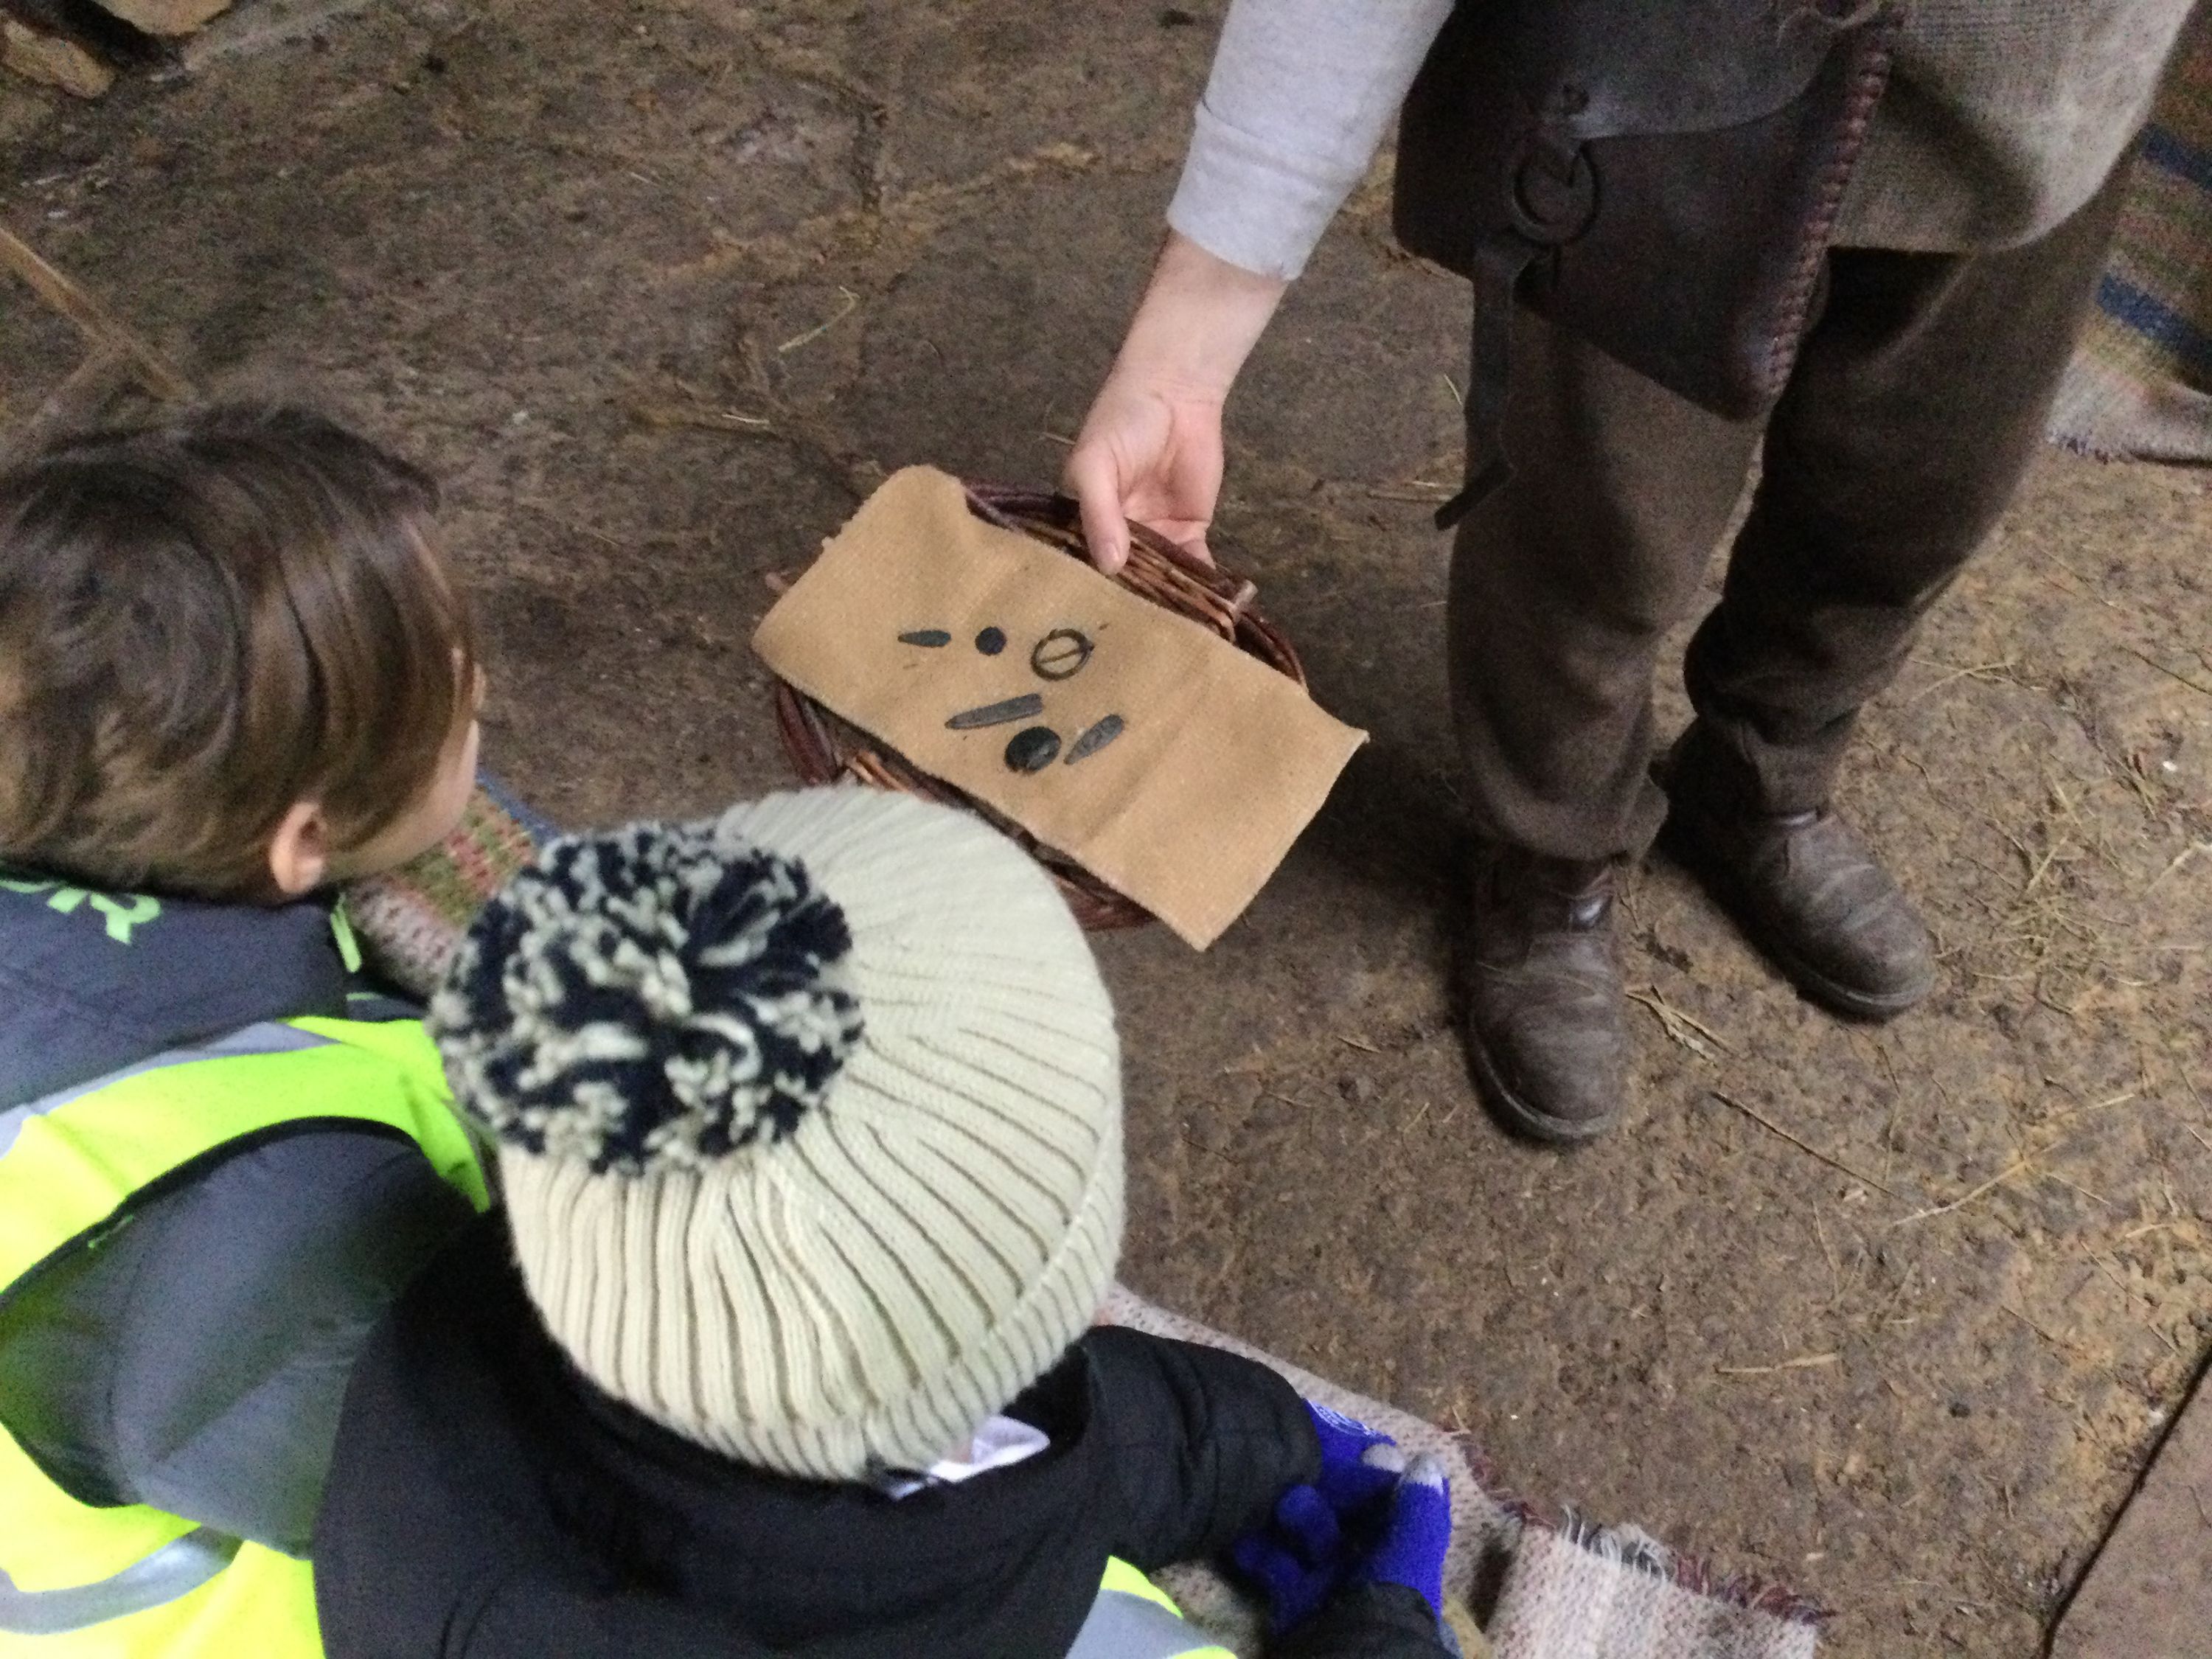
left=344, top=782, right=1824, bottom=1659
left=2050, top=17, right=2212, bottom=460
left=340, top=773, right=552, bottom=997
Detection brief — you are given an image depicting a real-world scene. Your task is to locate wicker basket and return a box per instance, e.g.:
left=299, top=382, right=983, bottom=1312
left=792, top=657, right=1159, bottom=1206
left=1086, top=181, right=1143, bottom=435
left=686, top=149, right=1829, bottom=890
left=772, top=481, right=1305, bottom=931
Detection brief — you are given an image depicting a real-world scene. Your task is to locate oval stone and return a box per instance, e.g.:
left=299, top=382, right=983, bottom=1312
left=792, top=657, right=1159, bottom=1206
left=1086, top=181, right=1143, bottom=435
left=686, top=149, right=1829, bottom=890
left=1004, top=726, right=1062, bottom=772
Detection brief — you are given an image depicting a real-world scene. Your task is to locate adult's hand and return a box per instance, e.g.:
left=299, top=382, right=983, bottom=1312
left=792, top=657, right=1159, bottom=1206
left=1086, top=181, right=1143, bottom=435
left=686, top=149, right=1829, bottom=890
left=1064, top=230, right=1287, bottom=574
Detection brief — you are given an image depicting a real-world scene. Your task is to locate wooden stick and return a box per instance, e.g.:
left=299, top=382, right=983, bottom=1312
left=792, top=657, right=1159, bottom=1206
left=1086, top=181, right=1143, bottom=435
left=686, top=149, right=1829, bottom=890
left=1716, top=1352, right=1840, bottom=1377
left=1891, top=1153, right=2036, bottom=1225
left=24, top=343, right=132, bottom=436
left=0, top=226, right=193, bottom=403
left=2127, top=646, right=2212, bottom=698
left=1710, top=1090, right=1902, bottom=1199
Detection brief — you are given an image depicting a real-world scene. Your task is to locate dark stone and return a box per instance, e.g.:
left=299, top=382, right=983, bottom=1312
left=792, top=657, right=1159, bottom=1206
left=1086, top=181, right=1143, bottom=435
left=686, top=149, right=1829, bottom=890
left=898, top=629, right=951, bottom=647
left=975, top=627, right=1007, bottom=655
left=1065, top=713, right=1124, bottom=763
left=1030, top=627, right=1094, bottom=681
left=946, top=693, right=1045, bottom=730
left=1949, top=1400, right=1972, bottom=1419
left=1005, top=726, right=1062, bottom=772
left=1159, top=7, right=1199, bottom=24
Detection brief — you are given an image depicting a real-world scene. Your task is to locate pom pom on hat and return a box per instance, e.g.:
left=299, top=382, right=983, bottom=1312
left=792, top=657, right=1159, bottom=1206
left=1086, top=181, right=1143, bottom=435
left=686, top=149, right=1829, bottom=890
left=435, top=788, right=1123, bottom=1484
left=432, top=821, right=863, bottom=1175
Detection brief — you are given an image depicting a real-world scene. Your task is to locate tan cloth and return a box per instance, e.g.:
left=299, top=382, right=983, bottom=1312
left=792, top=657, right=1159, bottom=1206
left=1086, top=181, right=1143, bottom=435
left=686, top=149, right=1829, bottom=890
left=754, top=467, right=1366, bottom=949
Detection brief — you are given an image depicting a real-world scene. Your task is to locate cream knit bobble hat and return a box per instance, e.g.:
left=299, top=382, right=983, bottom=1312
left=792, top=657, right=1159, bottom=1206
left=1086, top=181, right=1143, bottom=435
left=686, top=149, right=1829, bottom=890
left=431, top=787, right=1122, bottom=1482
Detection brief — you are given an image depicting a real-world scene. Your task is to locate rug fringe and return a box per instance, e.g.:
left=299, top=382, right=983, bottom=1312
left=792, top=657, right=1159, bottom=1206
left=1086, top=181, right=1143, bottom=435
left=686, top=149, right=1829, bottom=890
left=1508, top=1487, right=1830, bottom=1627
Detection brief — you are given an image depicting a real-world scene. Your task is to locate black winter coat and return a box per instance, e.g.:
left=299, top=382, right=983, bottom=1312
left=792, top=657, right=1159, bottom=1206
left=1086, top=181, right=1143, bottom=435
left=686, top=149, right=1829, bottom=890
left=313, top=1212, right=1324, bottom=1659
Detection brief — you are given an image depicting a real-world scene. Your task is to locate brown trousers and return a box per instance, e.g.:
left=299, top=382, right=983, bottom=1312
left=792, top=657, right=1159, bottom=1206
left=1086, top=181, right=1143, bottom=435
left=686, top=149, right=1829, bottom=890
left=1447, top=166, right=2130, bottom=863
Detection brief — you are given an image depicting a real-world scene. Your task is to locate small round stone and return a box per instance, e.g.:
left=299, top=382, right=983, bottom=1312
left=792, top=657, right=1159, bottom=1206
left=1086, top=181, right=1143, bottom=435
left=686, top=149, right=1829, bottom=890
left=1004, top=726, right=1061, bottom=772
left=975, top=626, right=1007, bottom=655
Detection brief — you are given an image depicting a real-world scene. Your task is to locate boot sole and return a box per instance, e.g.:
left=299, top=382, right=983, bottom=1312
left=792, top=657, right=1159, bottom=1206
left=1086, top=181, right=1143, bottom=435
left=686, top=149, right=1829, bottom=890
left=1657, top=816, right=1934, bottom=1023
left=1463, top=1024, right=1620, bottom=1144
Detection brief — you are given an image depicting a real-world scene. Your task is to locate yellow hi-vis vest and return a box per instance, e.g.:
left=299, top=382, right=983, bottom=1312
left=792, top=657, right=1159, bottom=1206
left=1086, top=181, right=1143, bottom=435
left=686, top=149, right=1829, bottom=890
left=0, top=1014, right=488, bottom=1659
left=1073, top=1559, right=1237, bottom=1658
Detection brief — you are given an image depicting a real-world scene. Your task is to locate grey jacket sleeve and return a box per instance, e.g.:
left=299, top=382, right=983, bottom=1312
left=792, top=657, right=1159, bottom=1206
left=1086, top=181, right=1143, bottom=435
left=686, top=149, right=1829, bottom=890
left=0, top=1128, right=474, bottom=1557
left=1165, top=0, right=1454, bottom=280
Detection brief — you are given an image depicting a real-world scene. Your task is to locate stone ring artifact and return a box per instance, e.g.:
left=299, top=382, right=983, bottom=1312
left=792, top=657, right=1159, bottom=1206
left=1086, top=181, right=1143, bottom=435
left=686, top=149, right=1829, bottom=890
left=1031, top=628, right=1093, bottom=681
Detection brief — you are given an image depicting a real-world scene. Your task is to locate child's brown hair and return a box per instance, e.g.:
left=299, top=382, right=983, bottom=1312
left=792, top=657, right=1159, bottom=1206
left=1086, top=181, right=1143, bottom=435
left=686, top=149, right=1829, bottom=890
left=0, top=406, right=478, bottom=900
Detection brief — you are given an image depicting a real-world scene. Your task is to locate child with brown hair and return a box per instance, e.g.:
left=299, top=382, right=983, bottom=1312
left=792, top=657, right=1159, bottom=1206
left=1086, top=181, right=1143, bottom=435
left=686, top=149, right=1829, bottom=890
left=0, top=407, right=493, bottom=1658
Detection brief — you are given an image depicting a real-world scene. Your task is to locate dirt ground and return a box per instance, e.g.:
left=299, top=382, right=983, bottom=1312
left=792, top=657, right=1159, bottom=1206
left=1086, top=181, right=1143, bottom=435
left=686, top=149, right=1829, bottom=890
left=5, top=3, right=2210, bottom=1653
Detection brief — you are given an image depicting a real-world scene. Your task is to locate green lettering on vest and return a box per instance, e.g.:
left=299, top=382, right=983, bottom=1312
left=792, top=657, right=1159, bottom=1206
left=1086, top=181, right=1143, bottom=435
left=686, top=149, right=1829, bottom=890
left=0, top=878, right=161, bottom=944
left=88, top=893, right=162, bottom=945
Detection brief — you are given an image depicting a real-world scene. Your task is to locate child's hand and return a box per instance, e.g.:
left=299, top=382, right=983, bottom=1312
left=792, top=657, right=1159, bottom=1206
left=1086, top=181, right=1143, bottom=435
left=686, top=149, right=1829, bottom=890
left=1229, top=1444, right=1453, bottom=1633
left=1229, top=1439, right=1411, bottom=1632
left=1346, top=1452, right=1452, bottom=1620
left=1305, top=1400, right=1398, bottom=1508
left=1231, top=1481, right=1345, bottom=1631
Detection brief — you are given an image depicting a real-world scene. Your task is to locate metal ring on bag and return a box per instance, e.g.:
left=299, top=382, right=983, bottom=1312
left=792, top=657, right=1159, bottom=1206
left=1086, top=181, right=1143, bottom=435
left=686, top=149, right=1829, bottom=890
left=1506, top=138, right=1598, bottom=245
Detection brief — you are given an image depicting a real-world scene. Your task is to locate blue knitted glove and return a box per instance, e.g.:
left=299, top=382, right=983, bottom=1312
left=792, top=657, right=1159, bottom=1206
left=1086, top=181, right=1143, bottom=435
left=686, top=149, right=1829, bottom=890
left=1347, top=1451, right=1453, bottom=1618
left=1304, top=1401, right=1398, bottom=1510
left=1229, top=1484, right=1342, bottom=1632
left=1231, top=1421, right=1414, bottom=1634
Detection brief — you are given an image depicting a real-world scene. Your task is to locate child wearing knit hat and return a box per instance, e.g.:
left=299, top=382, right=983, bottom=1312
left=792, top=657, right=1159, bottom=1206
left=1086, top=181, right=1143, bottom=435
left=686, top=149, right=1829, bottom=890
left=311, top=787, right=1455, bottom=1659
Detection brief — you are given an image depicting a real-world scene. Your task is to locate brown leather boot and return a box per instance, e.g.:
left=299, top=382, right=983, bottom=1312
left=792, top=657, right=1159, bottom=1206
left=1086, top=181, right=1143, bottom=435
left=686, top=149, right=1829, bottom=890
left=1659, top=726, right=1935, bottom=1020
left=1462, top=841, right=1629, bottom=1144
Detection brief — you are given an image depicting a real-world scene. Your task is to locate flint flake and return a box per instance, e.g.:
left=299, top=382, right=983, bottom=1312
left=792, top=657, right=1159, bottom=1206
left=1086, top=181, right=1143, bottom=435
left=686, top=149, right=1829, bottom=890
left=1064, top=714, right=1124, bottom=764
left=946, top=693, right=1045, bottom=730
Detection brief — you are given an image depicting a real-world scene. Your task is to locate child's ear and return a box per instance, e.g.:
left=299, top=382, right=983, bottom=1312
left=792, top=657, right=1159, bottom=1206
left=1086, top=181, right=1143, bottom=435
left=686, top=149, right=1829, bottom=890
left=268, top=801, right=333, bottom=897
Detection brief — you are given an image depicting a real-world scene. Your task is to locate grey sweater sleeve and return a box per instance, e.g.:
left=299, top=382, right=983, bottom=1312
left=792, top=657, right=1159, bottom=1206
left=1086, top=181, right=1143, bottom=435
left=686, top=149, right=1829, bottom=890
left=1166, top=0, right=1455, bottom=280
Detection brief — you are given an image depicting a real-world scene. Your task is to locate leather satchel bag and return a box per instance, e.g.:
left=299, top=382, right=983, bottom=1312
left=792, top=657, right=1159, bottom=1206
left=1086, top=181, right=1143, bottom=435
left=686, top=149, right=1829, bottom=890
left=1394, top=0, right=1900, bottom=527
